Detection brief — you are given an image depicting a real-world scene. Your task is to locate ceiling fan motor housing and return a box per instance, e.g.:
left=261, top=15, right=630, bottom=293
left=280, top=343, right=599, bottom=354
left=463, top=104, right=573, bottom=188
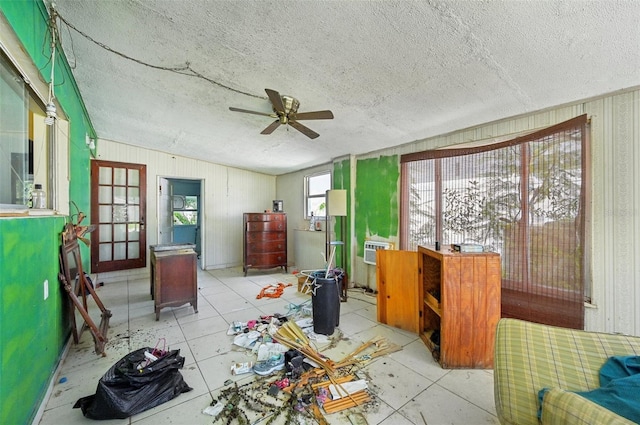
left=277, top=95, right=300, bottom=123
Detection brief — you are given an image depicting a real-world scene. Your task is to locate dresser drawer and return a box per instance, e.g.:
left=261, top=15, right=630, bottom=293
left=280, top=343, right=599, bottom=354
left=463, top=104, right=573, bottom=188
left=246, top=221, right=286, bottom=232
left=246, top=252, right=286, bottom=267
left=245, top=231, right=285, bottom=243
left=245, top=213, right=286, bottom=222
left=243, top=212, right=287, bottom=275
left=246, top=240, right=286, bottom=254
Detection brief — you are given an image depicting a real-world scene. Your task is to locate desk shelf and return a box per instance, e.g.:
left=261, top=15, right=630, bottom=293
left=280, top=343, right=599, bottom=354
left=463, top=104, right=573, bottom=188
left=418, top=246, right=501, bottom=368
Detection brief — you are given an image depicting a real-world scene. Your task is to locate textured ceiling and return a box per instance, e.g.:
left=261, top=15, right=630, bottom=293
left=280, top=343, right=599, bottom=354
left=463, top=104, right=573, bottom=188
left=50, top=0, right=640, bottom=175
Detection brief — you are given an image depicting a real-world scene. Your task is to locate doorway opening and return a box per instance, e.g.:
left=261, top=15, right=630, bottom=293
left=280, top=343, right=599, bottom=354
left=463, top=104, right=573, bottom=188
left=158, top=177, right=204, bottom=265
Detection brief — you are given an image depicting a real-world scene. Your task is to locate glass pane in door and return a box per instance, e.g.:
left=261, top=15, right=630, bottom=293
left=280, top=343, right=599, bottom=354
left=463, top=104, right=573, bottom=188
left=91, top=160, right=146, bottom=273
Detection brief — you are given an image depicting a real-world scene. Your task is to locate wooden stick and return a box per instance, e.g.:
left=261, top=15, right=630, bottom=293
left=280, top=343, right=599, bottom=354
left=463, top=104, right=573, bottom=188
left=336, top=336, right=384, bottom=365
left=284, top=321, right=309, bottom=344
left=310, top=403, right=329, bottom=425
left=334, top=338, right=402, bottom=368
left=312, top=374, right=361, bottom=409
left=325, top=244, right=336, bottom=276
left=311, top=375, right=355, bottom=389
left=273, top=329, right=336, bottom=374
left=322, top=391, right=370, bottom=413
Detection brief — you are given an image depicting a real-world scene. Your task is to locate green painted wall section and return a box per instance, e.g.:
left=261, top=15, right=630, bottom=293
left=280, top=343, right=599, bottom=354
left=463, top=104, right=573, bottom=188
left=0, top=217, right=67, bottom=425
left=354, top=156, right=399, bottom=257
left=1, top=0, right=95, bottom=219
left=332, top=159, right=351, bottom=272
left=0, top=1, right=95, bottom=423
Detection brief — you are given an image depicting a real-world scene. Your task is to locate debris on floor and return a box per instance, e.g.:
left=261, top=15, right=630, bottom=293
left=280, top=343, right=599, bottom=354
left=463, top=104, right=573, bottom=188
left=256, top=282, right=293, bottom=299
left=208, top=295, right=401, bottom=424
left=74, top=347, right=192, bottom=420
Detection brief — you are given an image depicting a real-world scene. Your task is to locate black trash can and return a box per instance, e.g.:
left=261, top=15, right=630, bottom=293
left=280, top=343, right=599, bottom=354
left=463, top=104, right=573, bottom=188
left=311, top=271, right=341, bottom=335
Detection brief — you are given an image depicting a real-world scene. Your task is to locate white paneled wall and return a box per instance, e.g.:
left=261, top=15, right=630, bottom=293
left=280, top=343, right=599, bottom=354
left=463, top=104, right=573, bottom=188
left=586, top=90, right=640, bottom=334
left=276, top=163, right=332, bottom=268
left=93, top=139, right=276, bottom=282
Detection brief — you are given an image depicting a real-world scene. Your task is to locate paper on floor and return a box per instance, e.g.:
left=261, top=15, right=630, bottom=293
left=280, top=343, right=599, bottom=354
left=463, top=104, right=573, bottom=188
left=328, top=379, right=368, bottom=400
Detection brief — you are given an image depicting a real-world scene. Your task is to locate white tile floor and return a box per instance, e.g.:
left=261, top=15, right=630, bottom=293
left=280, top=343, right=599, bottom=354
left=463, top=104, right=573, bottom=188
left=37, top=267, right=499, bottom=425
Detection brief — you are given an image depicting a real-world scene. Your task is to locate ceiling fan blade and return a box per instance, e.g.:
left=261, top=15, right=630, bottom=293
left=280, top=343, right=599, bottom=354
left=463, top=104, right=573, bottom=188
left=229, top=107, right=277, bottom=118
left=261, top=120, right=282, bottom=135
left=265, top=88, right=286, bottom=114
left=291, top=110, right=334, bottom=120
left=289, top=120, right=320, bottom=139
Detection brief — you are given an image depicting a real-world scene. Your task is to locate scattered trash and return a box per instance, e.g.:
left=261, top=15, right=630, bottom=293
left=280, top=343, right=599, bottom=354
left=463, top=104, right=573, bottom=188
left=256, top=282, right=292, bottom=299
left=308, top=332, right=330, bottom=342
left=202, top=402, right=224, bottom=417
left=74, top=347, right=191, bottom=419
left=227, top=321, right=247, bottom=335
left=233, top=330, right=261, bottom=348
left=316, top=387, right=330, bottom=405
left=253, top=354, right=285, bottom=376
left=294, top=317, right=313, bottom=328
left=255, top=341, right=289, bottom=361
left=328, top=379, right=368, bottom=400
left=207, top=281, right=402, bottom=424
left=267, top=384, right=279, bottom=396
left=231, top=361, right=255, bottom=375
left=275, top=378, right=290, bottom=389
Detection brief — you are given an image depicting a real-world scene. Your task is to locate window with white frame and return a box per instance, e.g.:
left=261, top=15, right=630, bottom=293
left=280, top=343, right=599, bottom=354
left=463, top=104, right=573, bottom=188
left=173, top=195, right=198, bottom=225
left=0, top=41, right=69, bottom=215
left=0, top=52, right=51, bottom=210
left=304, top=171, right=331, bottom=219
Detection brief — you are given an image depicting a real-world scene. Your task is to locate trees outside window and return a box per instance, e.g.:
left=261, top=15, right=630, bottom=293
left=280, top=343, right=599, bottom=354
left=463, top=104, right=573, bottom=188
left=173, top=195, right=198, bottom=225
left=304, top=171, right=330, bottom=218
left=400, top=115, right=589, bottom=329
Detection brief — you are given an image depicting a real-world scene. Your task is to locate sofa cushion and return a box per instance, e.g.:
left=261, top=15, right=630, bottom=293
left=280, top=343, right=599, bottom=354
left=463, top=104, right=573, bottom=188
left=494, top=318, right=640, bottom=425
left=540, top=388, right=635, bottom=425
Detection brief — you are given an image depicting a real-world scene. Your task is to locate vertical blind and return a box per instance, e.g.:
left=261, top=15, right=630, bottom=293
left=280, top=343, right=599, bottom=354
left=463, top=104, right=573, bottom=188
left=400, top=115, right=588, bottom=329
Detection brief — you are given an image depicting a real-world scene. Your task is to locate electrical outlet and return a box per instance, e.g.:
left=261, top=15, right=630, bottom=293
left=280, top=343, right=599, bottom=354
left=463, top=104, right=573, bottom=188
left=44, top=279, right=49, bottom=300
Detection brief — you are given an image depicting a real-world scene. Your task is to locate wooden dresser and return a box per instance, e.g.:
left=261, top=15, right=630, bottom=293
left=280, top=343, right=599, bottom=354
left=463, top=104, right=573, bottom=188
left=243, top=212, right=287, bottom=276
left=149, top=244, right=198, bottom=321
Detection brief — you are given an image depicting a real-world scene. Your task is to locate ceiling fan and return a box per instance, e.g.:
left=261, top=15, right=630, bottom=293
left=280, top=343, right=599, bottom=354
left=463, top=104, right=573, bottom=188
left=229, top=88, right=334, bottom=139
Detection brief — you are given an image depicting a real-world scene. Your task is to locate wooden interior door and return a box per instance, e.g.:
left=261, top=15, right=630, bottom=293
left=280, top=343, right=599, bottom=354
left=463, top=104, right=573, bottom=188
left=90, top=160, right=147, bottom=273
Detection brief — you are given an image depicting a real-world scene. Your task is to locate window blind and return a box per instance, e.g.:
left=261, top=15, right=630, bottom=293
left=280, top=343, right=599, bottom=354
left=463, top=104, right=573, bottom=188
left=400, top=115, right=589, bottom=329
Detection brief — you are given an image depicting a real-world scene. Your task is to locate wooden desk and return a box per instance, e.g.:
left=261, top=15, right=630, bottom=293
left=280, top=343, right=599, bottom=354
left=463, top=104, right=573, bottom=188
left=418, top=246, right=501, bottom=368
left=150, top=246, right=198, bottom=321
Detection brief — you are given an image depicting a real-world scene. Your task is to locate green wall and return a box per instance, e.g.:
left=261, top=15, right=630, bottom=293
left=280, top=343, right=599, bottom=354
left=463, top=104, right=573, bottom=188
left=0, top=1, right=94, bottom=423
left=354, top=156, right=399, bottom=256
left=333, top=159, right=351, bottom=272
left=0, top=217, right=67, bottom=424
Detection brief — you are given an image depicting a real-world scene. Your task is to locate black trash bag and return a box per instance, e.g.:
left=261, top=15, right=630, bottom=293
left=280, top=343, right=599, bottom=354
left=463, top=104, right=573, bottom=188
left=74, top=347, right=192, bottom=419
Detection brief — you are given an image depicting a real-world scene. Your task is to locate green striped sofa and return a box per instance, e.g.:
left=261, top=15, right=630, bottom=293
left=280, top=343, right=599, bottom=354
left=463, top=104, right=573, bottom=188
left=494, top=318, right=640, bottom=425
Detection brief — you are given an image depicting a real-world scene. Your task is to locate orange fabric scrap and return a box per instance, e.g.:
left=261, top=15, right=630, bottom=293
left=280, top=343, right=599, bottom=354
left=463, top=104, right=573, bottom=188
left=256, top=282, right=292, bottom=299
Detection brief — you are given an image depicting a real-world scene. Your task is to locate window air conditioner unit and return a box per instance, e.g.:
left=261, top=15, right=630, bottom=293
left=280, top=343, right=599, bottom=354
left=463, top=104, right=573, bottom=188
left=363, top=241, right=393, bottom=265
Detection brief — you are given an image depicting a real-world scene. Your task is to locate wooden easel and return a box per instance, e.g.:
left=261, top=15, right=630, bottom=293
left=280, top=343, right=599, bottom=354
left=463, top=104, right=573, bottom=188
left=59, top=222, right=111, bottom=356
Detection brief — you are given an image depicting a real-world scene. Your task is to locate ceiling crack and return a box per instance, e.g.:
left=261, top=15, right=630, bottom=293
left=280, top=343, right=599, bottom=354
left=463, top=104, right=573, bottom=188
left=426, top=0, right=533, bottom=107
